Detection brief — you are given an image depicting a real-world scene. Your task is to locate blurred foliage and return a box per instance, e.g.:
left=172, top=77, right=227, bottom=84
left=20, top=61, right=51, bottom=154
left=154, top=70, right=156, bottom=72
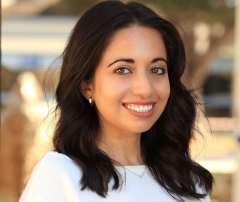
left=41, top=0, right=234, bottom=24
left=1, top=64, right=13, bottom=74
left=41, top=0, right=98, bottom=15
left=140, top=0, right=234, bottom=23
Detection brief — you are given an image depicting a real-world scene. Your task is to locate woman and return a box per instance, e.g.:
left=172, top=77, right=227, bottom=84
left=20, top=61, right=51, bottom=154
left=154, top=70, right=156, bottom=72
left=20, top=1, right=213, bottom=201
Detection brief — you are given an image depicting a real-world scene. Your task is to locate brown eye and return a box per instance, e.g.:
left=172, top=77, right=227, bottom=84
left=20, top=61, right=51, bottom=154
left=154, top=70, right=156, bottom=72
left=150, top=67, right=165, bottom=75
left=115, top=67, right=131, bottom=74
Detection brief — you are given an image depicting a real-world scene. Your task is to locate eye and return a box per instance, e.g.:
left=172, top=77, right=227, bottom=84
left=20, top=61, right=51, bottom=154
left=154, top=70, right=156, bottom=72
left=114, top=67, right=131, bottom=74
left=150, top=67, right=165, bottom=75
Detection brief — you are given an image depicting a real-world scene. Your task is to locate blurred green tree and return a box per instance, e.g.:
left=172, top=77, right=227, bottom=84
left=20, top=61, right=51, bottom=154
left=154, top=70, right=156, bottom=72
left=42, top=0, right=99, bottom=15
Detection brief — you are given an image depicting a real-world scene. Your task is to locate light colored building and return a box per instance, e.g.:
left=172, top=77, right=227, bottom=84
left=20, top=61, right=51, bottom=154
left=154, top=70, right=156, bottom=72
left=2, top=16, right=78, bottom=71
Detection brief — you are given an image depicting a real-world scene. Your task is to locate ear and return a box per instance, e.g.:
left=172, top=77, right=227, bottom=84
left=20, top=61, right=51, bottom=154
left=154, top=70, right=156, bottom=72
left=80, top=80, right=93, bottom=100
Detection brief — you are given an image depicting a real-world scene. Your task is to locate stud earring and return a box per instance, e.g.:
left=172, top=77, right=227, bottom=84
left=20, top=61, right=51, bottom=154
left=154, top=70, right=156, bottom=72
left=89, top=97, right=94, bottom=106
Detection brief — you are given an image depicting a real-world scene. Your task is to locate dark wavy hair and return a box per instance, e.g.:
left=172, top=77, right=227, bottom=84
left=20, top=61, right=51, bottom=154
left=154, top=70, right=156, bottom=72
left=53, top=0, right=213, bottom=201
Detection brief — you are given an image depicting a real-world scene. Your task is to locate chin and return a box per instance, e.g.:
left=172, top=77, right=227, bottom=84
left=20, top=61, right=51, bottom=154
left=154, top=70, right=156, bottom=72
left=131, top=125, right=153, bottom=134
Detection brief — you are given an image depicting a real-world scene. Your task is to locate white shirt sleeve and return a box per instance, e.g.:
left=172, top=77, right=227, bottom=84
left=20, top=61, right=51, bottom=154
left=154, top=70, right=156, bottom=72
left=19, top=152, right=83, bottom=202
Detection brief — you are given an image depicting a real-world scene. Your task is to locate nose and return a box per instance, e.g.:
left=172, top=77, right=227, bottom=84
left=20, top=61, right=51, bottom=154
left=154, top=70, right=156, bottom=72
left=131, top=71, right=153, bottom=98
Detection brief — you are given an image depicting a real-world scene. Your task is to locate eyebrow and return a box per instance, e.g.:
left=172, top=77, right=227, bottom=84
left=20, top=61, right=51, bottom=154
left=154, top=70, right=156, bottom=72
left=108, top=57, right=167, bottom=67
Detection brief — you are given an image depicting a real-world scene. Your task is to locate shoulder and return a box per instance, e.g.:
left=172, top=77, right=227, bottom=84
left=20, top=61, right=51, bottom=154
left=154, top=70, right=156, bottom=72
left=38, top=151, right=80, bottom=171
left=41, top=151, right=76, bottom=165
left=20, top=151, right=83, bottom=202
left=31, top=151, right=81, bottom=181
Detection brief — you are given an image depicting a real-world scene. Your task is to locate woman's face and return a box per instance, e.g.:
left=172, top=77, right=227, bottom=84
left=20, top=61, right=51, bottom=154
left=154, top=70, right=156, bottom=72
left=85, top=26, right=170, bottom=136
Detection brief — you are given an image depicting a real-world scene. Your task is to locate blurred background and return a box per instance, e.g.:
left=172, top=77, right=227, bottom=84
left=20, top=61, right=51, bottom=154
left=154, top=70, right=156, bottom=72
left=1, top=0, right=240, bottom=201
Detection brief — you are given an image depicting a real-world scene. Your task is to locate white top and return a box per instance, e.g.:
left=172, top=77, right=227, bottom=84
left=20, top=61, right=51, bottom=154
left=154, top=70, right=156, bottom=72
left=20, top=151, right=210, bottom=202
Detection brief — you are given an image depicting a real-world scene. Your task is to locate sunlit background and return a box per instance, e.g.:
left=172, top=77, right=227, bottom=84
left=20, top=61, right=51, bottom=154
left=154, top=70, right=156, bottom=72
left=1, top=0, right=240, bottom=202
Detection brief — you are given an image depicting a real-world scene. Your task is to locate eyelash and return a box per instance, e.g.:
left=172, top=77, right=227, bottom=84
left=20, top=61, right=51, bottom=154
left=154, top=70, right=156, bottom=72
left=114, top=67, right=166, bottom=75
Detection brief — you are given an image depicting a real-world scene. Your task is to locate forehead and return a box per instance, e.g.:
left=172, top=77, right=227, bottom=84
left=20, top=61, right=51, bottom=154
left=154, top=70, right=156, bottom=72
left=102, top=25, right=166, bottom=60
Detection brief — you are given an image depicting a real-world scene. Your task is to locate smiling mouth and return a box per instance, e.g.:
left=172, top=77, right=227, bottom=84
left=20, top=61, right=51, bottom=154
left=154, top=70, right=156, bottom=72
left=123, top=104, right=153, bottom=113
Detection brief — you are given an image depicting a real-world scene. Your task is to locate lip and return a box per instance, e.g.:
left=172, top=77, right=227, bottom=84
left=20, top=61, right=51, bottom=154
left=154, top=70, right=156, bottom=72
left=123, top=101, right=156, bottom=105
left=122, top=102, right=156, bottom=118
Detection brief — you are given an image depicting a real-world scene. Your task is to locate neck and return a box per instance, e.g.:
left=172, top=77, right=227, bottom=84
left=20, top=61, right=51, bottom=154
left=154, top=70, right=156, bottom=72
left=96, top=130, right=144, bottom=166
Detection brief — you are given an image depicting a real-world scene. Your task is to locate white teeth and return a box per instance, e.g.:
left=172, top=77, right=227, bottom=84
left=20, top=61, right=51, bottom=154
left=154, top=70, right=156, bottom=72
left=143, top=106, right=148, bottom=111
left=136, top=106, right=140, bottom=112
left=125, top=104, right=152, bottom=112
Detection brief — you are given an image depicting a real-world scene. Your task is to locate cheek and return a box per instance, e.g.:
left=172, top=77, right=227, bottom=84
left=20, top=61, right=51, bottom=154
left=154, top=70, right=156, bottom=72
left=94, top=76, right=130, bottom=100
left=154, top=78, right=170, bottom=99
